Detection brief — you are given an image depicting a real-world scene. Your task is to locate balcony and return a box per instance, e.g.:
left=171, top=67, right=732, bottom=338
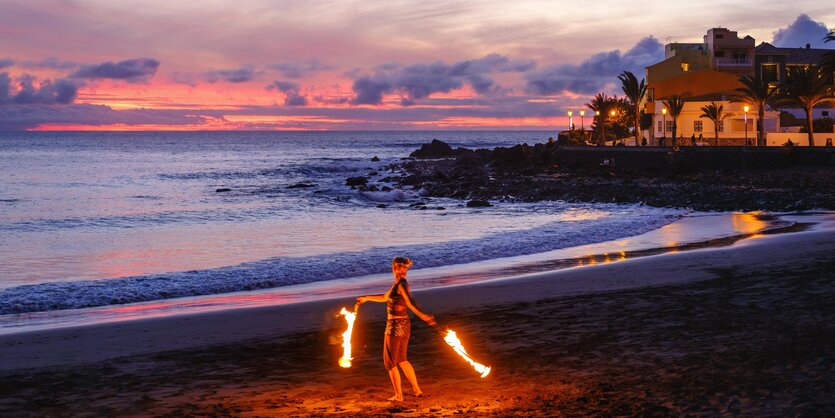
left=714, top=58, right=752, bottom=67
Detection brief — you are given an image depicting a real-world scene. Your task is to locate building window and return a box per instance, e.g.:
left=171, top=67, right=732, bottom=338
left=715, top=51, right=725, bottom=57
left=762, top=64, right=779, bottom=83
left=718, top=120, right=724, bottom=132
left=716, top=34, right=724, bottom=39
left=666, top=121, right=673, bottom=132
left=658, top=120, right=663, bottom=133
left=732, top=51, right=747, bottom=63
left=681, top=63, right=690, bottom=72
left=694, top=121, right=703, bottom=132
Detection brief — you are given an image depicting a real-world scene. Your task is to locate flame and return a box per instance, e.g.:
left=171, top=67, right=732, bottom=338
left=338, top=307, right=357, bottom=368
left=443, top=329, right=492, bottom=378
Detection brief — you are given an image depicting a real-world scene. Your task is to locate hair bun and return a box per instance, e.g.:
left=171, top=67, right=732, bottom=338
left=393, top=256, right=413, bottom=267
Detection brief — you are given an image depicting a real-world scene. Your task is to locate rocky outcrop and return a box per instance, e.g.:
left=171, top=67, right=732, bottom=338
left=395, top=141, right=835, bottom=211
left=409, top=139, right=475, bottom=159
left=345, top=176, right=368, bottom=187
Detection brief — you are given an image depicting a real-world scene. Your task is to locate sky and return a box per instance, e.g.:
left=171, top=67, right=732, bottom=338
left=0, top=0, right=833, bottom=131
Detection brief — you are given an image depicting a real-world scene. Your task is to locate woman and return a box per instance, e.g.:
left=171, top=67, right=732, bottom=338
left=356, top=257, right=436, bottom=401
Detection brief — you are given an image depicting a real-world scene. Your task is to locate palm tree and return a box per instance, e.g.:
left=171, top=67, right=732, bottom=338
left=618, top=71, right=647, bottom=146
left=780, top=66, right=834, bottom=146
left=699, top=102, right=729, bottom=146
left=662, top=95, right=686, bottom=148
left=822, top=30, right=835, bottom=77
left=735, top=75, right=778, bottom=146
left=586, top=93, right=613, bottom=145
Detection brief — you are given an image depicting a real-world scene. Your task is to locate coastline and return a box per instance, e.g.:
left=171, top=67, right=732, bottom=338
left=1, top=220, right=833, bottom=415
left=1, top=217, right=831, bottom=372
left=393, top=141, right=835, bottom=211
left=0, top=211, right=801, bottom=334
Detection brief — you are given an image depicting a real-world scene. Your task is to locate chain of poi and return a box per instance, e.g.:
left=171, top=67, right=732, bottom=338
left=338, top=307, right=358, bottom=368
left=443, top=329, right=491, bottom=378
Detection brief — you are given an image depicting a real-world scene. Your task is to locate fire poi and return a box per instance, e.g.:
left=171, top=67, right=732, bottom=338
left=443, top=329, right=492, bottom=378
left=338, top=306, right=358, bottom=368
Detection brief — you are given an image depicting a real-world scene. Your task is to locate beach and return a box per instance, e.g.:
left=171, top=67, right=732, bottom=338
left=1, top=219, right=833, bottom=416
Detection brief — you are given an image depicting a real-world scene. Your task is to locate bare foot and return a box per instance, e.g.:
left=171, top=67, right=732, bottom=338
left=414, top=391, right=424, bottom=398
left=388, top=395, right=403, bottom=402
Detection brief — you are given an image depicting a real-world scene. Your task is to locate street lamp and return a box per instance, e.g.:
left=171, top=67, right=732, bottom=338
left=744, top=105, right=750, bottom=146
left=580, top=110, right=585, bottom=135
left=568, top=110, right=573, bottom=131
left=596, top=110, right=601, bottom=144
left=609, top=109, right=617, bottom=146
left=662, top=107, right=667, bottom=146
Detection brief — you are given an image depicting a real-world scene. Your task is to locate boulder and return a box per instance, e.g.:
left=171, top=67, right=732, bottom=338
left=346, top=176, right=368, bottom=186
left=215, top=188, right=231, bottom=193
left=287, top=183, right=317, bottom=189
left=467, top=200, right=493, bottom=207
left=410, top=139, right=454, bottom=158
left=371, top=156, right=381, bottom=162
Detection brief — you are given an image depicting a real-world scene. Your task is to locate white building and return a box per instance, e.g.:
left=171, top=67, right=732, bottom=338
left=651, top=100, right=779, bottom=146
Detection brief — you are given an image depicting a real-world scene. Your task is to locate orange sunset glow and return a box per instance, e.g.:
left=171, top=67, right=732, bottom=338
left=2, top=2, right=832, bottom=131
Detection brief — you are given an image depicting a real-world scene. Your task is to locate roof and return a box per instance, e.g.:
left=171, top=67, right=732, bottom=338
left=649, top=69, right=744, bottom=100
left=756, top=42, right=833, bottom=64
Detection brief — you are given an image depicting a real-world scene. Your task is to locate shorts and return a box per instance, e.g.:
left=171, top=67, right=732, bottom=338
left=383, top=319, right=410, bottom=370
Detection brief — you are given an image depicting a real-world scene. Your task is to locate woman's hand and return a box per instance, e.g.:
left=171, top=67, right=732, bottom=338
left=423, top=314, right=437, bottom=326
left=356, top=296, right=367, bottom=305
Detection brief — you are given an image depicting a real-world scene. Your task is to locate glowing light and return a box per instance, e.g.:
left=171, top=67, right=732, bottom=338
left=338, top=307, right=357, bottom=368
left=443, top=329, right=491, bottom=378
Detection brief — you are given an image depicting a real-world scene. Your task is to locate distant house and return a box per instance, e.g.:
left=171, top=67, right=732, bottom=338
left=642, top=27, right=833, bottom=146
left=755, top=42, right=835, bottom=121
left=644, top=29, right=776, bottom=145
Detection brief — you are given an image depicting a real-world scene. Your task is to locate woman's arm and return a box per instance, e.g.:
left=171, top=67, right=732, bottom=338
left=356, top=294, right=387, bottom=304
left=398, top=283, right=436, bottom=325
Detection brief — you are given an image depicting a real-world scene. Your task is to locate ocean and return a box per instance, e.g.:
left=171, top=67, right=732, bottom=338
left=0, top=131, right=688, bottom=319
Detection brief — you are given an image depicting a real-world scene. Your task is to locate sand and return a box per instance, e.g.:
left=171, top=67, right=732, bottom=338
left=1, top=227, right=833, bottom=416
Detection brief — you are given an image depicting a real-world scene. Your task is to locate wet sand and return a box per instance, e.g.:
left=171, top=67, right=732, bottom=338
left=1, top=228, right=833, bottom=416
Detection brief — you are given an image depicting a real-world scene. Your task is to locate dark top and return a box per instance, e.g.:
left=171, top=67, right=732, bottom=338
left=386, top=279, right=408, bottom=317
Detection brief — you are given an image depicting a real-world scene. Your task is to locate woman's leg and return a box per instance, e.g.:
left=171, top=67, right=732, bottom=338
left=398, top=361, right=422, bottom=396
left=387, top=367, right=403, bottom=401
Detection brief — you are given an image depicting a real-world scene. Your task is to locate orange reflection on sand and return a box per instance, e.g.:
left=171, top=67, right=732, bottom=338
left=731, top=213, right=768, bottom=234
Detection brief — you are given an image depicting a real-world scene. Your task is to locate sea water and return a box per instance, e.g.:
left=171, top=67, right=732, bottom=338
left=0, top=131, right=687, bottom=315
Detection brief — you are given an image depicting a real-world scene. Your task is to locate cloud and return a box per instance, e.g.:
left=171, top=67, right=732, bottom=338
left=0, top=58, right=13, bottom=69
left=271, top=59, right=334, bottom=78
left=0, top=103, right=215, bottom=131
left=772, top=14, right=831, bottom=48
left=71, top=58, right=159, bottom=82
left=266, top=80, right=308, bottom=106
left=525, top=36, right=664, bottom=95
left=349, top=54, right=534, bottom=106
left=0, top=72, right=81, bottom=105
left=205, top=66, right=257, bottom=83
left=21, top=57, right=79, bottom=70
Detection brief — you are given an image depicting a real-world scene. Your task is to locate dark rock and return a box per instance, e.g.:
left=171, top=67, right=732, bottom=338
left=368, top=171, right=379, bottom=176
left=345, top=176, right=368, bottom=186
left=377, top=204, right=387, bottom=208
left=215, top=188, right=231, bottom=193
left=410, top=139, right=455, bottom=158
left=287, top=183, right=317, bottom=189
left=467, top=200, right=493, bottom=207
left=381, top=186, right=393, bottom=192
left=371, top=156, right=381, bottom=162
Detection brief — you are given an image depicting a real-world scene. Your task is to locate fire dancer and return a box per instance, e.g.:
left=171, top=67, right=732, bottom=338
left=356, top=256, right=436, bottom=401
